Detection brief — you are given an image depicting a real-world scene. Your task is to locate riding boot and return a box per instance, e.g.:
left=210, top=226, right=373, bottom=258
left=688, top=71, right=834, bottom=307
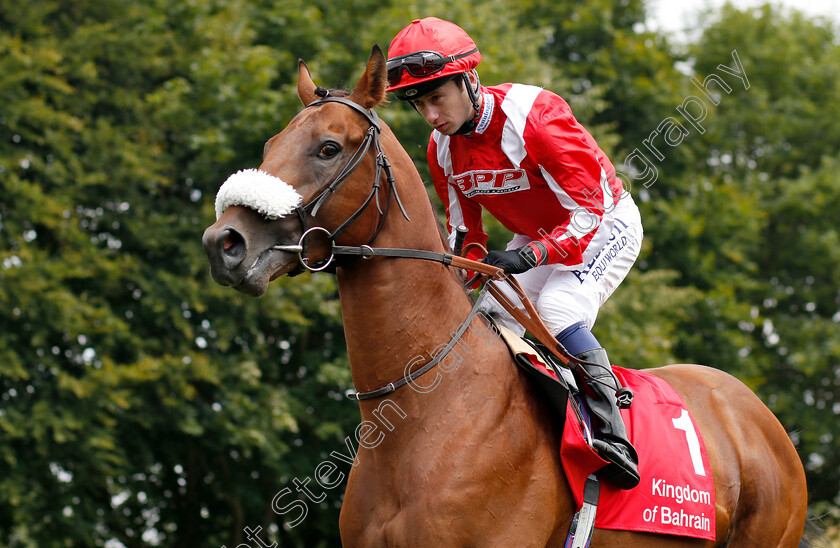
left=575, top=347, right=640, bottom=490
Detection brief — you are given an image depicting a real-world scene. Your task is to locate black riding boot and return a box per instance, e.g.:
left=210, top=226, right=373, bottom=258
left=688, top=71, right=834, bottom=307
left=575, top=347, right=640, bottom=490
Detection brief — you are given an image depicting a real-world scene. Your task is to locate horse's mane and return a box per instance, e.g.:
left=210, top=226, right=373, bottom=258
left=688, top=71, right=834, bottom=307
left=432, top=212, right=452, bottom=252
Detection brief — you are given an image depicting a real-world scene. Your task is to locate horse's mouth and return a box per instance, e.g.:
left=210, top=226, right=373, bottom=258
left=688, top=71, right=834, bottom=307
left=214, top=248, right=301, bottom=297
left=203, top=206, right=305, bottom=297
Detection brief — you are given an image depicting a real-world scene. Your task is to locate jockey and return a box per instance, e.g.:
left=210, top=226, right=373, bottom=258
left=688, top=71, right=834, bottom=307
left=386, top=17, right=644, bottom=490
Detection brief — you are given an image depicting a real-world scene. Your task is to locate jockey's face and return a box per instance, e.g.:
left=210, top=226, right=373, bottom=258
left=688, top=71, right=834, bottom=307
left=410, top=76, right=477, bottom=136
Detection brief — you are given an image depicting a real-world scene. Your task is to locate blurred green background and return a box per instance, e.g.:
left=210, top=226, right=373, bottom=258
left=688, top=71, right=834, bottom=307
left=2, top=0, right=839, bottom=545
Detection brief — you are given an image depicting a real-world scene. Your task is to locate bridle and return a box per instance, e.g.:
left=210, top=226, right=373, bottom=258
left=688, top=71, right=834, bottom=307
left=273, top=93, right=411, bottom=272
left=269, top=93, right=632, bottom=406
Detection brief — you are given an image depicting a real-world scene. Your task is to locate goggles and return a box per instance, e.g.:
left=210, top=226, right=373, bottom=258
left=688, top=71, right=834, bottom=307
left=386, top=47, right=478, bottom=87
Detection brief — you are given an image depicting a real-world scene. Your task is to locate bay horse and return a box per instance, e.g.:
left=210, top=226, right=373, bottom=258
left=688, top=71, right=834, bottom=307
left=202, top=46, right=808, bottom=547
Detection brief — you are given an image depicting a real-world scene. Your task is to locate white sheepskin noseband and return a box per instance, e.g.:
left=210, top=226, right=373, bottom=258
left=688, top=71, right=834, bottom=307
left=214, top=169, right=303, bottom=220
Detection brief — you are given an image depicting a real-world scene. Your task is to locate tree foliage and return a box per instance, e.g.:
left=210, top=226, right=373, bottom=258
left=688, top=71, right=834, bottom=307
left=1, top=0, right=838, bottom=545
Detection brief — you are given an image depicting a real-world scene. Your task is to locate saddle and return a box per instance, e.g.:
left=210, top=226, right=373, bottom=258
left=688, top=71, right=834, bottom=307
left=496, top=324, right=579, bottom=424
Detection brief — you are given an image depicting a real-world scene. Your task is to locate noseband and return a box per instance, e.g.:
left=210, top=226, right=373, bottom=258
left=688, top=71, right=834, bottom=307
left=275, top=94, right=410, bottom=272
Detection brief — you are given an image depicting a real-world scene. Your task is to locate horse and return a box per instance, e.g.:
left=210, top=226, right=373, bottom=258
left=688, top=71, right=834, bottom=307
left=202, top=46, right=808, bottom=547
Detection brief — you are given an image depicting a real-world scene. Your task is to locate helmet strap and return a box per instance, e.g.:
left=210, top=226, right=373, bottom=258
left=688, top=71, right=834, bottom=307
left=466, top=70, right=481, bottom=113
left=453, top=71, right=482, bottom=136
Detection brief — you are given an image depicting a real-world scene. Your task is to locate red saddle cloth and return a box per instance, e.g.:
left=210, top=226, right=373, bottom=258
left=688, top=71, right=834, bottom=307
left=561, top=366, right=716, bottom=540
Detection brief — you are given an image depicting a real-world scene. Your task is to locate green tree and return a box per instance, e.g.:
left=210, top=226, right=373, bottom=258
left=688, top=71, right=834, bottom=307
left=649, top=3, right=840, bottom=512
left=1, top=0, right=352, bottom=545
left=2, top=0, right=837, bottom=545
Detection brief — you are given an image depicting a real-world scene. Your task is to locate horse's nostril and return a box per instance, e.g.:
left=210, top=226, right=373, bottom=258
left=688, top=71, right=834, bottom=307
left=223, top=233, right=237, bottom=251
left=217, top=228, right=246, bottom=268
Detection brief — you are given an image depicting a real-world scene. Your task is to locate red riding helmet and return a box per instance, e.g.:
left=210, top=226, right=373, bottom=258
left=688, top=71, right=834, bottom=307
left=386, top=17, right=482, bottom=101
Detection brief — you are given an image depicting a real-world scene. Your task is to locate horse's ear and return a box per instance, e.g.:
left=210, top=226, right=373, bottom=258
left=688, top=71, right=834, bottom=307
left=349, top=45, right=387, bottom=110
left=297, top=59, right=319, bottom=106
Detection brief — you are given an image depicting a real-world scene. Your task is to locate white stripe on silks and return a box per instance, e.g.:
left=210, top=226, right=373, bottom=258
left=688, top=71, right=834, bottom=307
left=434, top=132, right=464, bottom=247
left=446, top=185, right=465, bottom=247
left=539, top=164, right=615, bottom=268
left=539, top=164, right=581, bottom=212
left=500, top=84, right=542, bottom=168
left=474, top=92, right=495, bottom=135
left=598, top=166, right=615, bottom=213
left=214, top=168, right=303, bottom=220
left=434, top=132, right=452, bottom=177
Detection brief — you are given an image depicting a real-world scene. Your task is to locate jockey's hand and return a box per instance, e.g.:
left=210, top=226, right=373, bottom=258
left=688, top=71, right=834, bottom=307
left=482, top=245, right=538, bottom=274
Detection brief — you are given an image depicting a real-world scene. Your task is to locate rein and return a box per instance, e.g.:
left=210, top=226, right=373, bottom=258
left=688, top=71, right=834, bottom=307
left=346, top=284, right=491, bottom=400
left=273, top=95, right=630, bottom=404
left=290, top=234, right=623, bottom=402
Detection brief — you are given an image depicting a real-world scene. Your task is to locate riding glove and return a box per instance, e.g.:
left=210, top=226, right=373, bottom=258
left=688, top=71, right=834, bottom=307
left=482, top=245, right=541, bottom=274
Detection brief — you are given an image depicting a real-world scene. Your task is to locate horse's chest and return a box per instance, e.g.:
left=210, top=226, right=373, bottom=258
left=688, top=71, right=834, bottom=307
left=340, top=444, right=562, bottom=547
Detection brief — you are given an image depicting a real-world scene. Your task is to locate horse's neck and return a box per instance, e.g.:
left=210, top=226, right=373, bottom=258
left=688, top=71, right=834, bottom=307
left=336, top=205, right=475, bottom=394
left=334, top=149, right=510, bottom=414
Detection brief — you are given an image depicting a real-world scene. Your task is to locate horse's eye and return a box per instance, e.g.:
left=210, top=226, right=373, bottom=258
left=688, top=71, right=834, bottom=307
left=318, top=142, right=341, bottom=158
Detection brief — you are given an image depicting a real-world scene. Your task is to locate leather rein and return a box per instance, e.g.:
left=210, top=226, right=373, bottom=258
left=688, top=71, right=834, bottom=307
left=273, top=94, right=626, bottom=402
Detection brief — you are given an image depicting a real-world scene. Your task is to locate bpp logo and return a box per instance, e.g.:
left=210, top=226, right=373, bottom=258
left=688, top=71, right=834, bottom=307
left=451, top=168, right=530, bottom=197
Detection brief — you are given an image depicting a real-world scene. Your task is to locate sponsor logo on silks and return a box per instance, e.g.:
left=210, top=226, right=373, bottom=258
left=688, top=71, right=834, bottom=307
left=474, top=92, right=494, bottom=134
left=573, top=218, right=629, bottom=284
left=451, top=168, right=530, bottom=197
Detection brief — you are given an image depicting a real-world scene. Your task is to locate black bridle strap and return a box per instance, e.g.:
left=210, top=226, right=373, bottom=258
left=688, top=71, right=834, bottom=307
left=347, top=284, right=491, bottom=400
left=308, top=125, right=377, bottom=218
left=313, top=95, right=381, bottom=128
left=332, top=245, right=458, bottom=264
left=298, top=96, right=409, bottom=246
left=329, top=245, right=628, bottom=401
left=279, top=96, right=626, bottom=400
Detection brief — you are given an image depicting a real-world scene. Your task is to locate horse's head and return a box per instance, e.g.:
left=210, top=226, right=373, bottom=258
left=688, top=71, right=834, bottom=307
left=202, top=46, right=391, bottom=296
